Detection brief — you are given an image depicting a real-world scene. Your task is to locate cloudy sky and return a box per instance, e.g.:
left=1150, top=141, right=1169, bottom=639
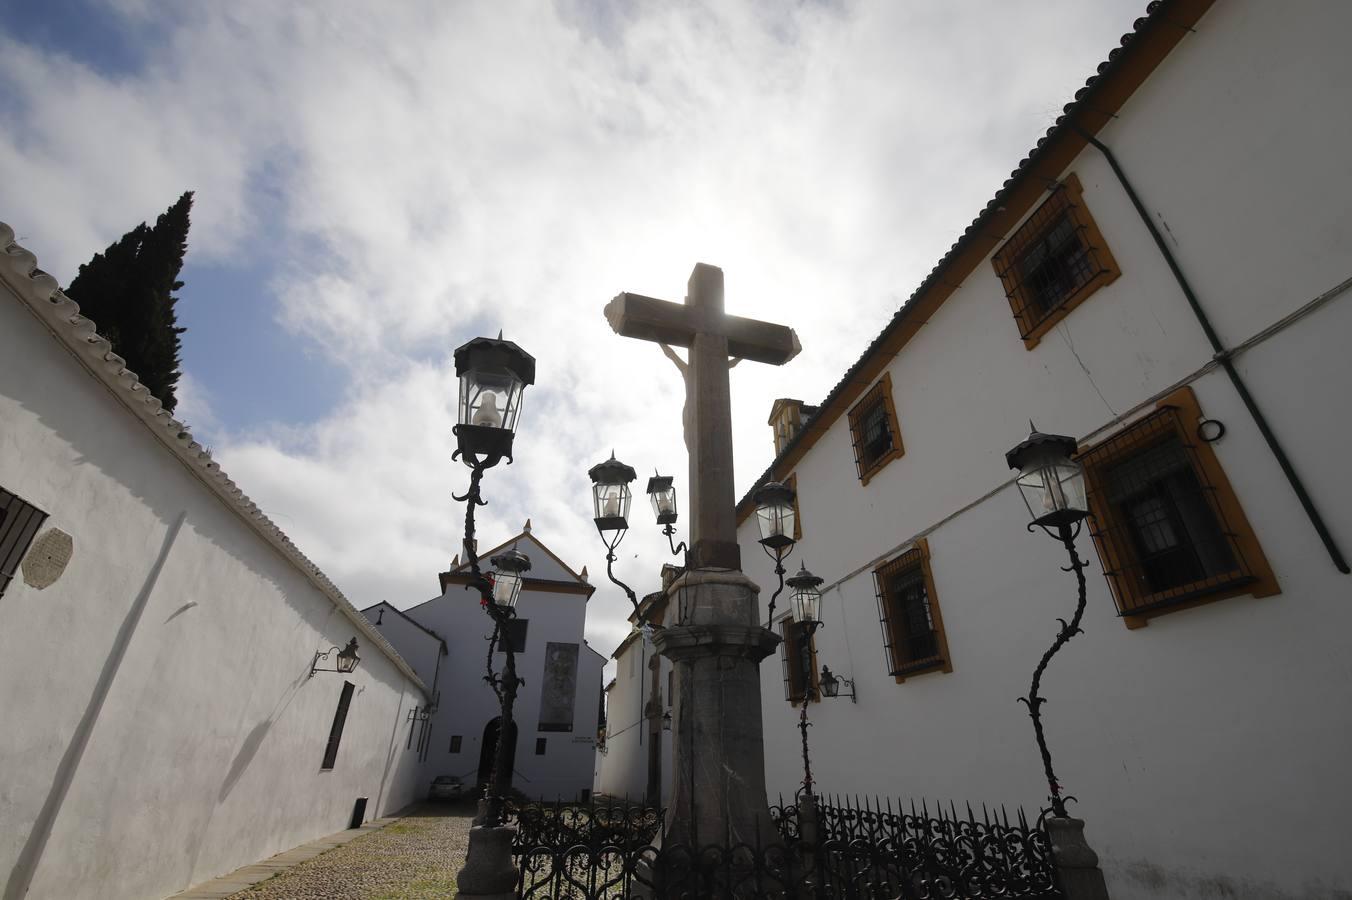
left=1, top=0, right=1145, bottom=667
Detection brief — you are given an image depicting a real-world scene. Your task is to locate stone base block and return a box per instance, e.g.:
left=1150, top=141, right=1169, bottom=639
left=456, top=824, right=518, bottom=898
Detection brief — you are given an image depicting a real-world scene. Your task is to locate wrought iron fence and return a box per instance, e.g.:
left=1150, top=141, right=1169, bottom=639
left=507, top=794, right=1063, bottom=899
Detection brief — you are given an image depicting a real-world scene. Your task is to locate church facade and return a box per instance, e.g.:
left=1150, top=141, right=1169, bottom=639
left=0, top=224, right=430, bottom=900
left=366, top=525, right=606, bottom=802
left=735, top=2, right=1352, bottom=899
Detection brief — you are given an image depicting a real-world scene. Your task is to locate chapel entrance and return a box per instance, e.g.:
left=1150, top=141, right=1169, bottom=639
left=477, top=717, right=518, bottom=786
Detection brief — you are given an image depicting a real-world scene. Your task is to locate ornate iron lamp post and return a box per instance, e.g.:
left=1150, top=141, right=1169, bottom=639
left=588, top=452, right=647, bottom=621
left=1006, top=425, right=1090, bottom=819
left=753, top=480, right=798, bottom=622
left=589, top=456, right=692, bottom=630
left=451, top=333, right=534, bottom=899
left=787, top=563, right=824, bottom=795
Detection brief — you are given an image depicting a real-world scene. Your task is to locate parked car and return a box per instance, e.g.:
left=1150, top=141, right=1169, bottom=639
left=429, top=775, right=466, bottom=800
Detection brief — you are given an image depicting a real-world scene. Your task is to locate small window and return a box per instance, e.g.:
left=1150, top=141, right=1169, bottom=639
left=499, top=618, right=528, bottom=653
left=449, top=735, right=462, bottom=753
left=779, top=618, right=819, bottom=703
left=535, top=738, right=547, bottom=755
left=1080, top=387, right=1278, bottom=627
left=847, top=373, right=903, bottom=485
left=1, top=488, right=49, bottom=599
left=992, top=173, right=1121, bottom=349
left=321, top=682, right=356, bottom=770
left=874, top=539, right=952, bottom=680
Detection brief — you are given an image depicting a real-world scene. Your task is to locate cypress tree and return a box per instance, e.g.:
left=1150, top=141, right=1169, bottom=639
left=65, top=192, right=193, bottom=412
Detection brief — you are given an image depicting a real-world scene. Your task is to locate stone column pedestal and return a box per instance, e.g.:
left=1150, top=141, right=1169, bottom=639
left=456, top=824, right=518, bottom=900
left=653, top=568, right=781, bottom=850
left=1045, top=816, right=1110, bottom=900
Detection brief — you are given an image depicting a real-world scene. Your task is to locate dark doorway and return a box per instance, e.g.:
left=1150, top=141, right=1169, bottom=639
left=477, top=717, right=518, bottom=786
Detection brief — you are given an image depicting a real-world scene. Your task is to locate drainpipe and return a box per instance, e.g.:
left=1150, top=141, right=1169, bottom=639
left=1069, top=121, right=1348, bottom=575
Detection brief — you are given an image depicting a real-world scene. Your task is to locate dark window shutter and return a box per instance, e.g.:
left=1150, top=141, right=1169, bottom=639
left=322, top=682, right=356, bottom=769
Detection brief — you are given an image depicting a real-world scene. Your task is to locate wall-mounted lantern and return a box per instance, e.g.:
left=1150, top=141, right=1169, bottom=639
left=310, top=637, right=360, bottom=678
left=819, top=665, right=857, bottom=703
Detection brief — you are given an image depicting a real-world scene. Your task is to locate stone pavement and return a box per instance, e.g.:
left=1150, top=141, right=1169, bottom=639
left=169, top=799, right=476, bottom=900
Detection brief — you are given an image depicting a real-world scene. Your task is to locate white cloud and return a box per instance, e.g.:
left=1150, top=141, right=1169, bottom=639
left=0, top=0, right=1146, bottom=656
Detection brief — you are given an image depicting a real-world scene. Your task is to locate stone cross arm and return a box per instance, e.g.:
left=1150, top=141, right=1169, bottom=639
left=604, top=292, right=801, bottom=365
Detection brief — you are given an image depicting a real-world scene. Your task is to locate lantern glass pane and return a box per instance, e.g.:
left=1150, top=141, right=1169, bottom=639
left=493, top=571, right=522, bottom=608
left=1017, top=459, right=1086, bottom=520
left=650, top=487, right=677, bottom=521
left=592, top=482, right=632, bottom=527
left=460, top=369, right=525, bottom=434
left=756, top=502, right=795, bottom=544
left=792, top=585, right=821, bottom=625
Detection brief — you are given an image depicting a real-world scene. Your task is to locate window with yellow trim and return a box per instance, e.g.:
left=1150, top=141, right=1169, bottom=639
left=779, top=617, right=819, bottom=703
left=847, top=373, right=903, bottom=485
left=991, top=173, right=1121, bottom=349
left=873, top=539, right=952, bottom=680
left=1080, top=387, right=1278, bottom=628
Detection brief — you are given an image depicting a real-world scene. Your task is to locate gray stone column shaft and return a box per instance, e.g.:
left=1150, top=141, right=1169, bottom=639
left=655, top=569, right=781, bottom=849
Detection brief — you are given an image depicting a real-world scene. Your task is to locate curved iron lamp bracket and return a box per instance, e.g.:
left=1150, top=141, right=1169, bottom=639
left=762, top=544, right=793, bottom=625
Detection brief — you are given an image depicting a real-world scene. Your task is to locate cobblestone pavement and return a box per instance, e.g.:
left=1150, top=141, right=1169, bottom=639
left=230, top=800, right=475, bottom=899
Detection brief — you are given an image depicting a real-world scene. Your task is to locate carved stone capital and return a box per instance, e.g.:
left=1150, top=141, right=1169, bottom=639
left=653, top=623, right=781, bottom=663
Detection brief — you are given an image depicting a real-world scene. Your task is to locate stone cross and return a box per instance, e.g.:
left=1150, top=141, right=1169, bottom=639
left=604, top=263, right=800, bottom=570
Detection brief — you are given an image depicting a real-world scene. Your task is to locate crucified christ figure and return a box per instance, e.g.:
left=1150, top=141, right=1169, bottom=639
left=660, top=343, right=740, bottom=453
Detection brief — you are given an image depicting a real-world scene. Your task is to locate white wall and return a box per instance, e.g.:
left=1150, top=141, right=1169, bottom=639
left=390, top=533, right=603, bottom=802
left=594, top=631, right=672, bottom=806
left=365, top=602, right=446, bottom=701
left=0, top=290, right=429, bottom=900
left=737, top=3, right=1352, bottom=898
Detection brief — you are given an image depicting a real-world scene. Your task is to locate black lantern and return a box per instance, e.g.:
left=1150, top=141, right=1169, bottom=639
left=489, top=546, right=532, bottom=610
left=787, top=563, right=823, bottom=626
left=336, top=637, right=361, bottom=673
left=1006, top=425, right=1087, bottom=531
left=453, top=334, right=536, bottom=469
left=753, top=481, right=797, bottom=551
left=310, top=637, right=361, bottom=678
left=647, top=473, right=678, bottom=526
left=819, top=665, right=856, bottom=702
left=590, top=453, right=637, bottom=539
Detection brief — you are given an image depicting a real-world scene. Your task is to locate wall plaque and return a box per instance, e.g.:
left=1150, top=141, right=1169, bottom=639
left=538, top=642, right=579, bottom=732
left=22, top=528, right=73, bottom=589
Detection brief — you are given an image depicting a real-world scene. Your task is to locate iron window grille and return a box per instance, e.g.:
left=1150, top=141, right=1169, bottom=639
left=779, top=618, right=818, bottom=703
left=1080, top=389, right=1277, bottom=623
left=321, top=681, right=356, bottom=770
left=874, top=541, right=951, bottom=680
left=992, top=174, right=1121, bottom=349
left=1, top=488, right=48, bottom=599
left=847, top=373, right=904, bottom=484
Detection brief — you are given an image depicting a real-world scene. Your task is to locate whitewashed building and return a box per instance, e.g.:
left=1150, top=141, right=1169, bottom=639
left=594, top=576, right=675, bottom=806
left=0, top=224, right=430, bottom=900
left=367, top=524, right=606, bottom=802
left=734, top=2, right=1352, bottom=899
